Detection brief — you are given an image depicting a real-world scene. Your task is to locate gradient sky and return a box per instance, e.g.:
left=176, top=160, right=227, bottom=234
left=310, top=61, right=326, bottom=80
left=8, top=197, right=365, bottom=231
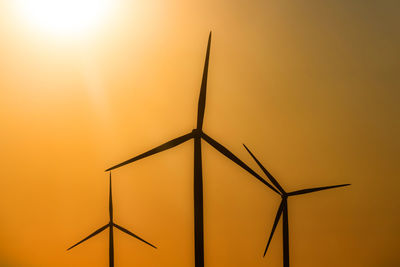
left=0, top=0, right=399, bottom=266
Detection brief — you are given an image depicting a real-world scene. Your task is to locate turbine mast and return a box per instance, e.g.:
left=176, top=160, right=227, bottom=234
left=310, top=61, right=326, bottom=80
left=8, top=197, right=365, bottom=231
left=282, top=198, right=289, bottom=267
left=110, top=223, right=114, bottom=267
left=109, top=172, right=114, bottom=267
left=194, top=135, right=204, bottom=267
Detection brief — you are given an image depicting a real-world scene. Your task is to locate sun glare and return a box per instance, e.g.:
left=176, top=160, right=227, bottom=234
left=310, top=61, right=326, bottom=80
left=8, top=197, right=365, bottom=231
left=15, top=0, right=114, bottom=37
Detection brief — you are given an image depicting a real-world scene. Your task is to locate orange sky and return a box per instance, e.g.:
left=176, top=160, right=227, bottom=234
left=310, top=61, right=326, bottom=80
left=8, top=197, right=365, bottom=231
left=0, top=0, right=399, bottom=266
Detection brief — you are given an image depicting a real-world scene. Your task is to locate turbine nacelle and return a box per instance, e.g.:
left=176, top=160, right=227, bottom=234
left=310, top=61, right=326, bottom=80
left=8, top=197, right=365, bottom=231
left=192, top=128, right=203, bottom=137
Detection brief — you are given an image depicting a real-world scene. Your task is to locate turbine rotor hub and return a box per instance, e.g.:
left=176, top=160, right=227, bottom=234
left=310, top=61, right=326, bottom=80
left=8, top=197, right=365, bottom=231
left=192, top=128, right=202, bottom=137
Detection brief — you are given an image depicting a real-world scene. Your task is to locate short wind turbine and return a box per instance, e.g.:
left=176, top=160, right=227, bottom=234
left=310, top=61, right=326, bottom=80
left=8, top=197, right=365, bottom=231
left=105, top=32, right=280, bottom=267
left=67, top=172, right=157, bottom=267
left=243, top=144, right=350, bottom=267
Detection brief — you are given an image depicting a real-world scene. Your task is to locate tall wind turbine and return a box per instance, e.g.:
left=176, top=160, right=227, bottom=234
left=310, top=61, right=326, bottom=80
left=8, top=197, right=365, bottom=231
left=243, top=144, right=350, bottom=267
left=105, top=32, right=280, bottom=267
left=67, top=172, right=157, bottom=267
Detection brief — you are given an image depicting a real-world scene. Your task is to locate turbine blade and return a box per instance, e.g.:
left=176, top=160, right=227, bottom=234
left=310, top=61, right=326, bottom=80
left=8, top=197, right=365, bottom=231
left=67, top=224, right=109, bottom=251
left=113, top=223, right=157, bottom=249
left=201, top=132, right=280, bottom=194
left=264, top=200, right=284, bottom=257
left=243, top=144, right=285, bottom=195
left=106, top=132, right=194, bottom=171
left=288, top=184, right=351, bottom=196
left=197, top=31, right=212, bottom=130
left=109, top=172, right=113, bottom=222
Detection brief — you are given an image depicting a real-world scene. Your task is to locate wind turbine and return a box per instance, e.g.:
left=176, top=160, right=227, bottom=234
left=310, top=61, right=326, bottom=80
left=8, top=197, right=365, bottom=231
left=243, top=144, right=350, bottom=267
left=105, top=32, right=280, bottom=267
left=67, top=172, right=157, bottom=267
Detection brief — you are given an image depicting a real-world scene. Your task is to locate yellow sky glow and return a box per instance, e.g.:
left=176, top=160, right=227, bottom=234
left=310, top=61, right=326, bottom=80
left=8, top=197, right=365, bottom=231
left=14, top=0, right=114, bottom=37
left=0, top=0, right=399, bottom=266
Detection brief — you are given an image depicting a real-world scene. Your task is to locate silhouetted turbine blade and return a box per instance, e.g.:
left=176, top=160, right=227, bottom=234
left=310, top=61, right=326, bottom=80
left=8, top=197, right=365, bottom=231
left=197, top=31, right=212, bottom=130
left=106, top=132, right=194, bottom=171
left=201, top=132, right=280, bottom=194
left=264, top=200, right=284, bottom=257
left=243, top=144, right=285, bottom=195
left=67, top=224, right=110, bottom=251
left=288, top=184, right=351, bottom=196
left=113, top=223, right=157, bottom=249
left=109, top=172, right=113, bottom=222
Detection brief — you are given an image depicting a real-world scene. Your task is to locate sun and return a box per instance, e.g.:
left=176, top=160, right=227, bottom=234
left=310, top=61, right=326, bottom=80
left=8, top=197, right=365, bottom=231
left=15, top=0, right=114, bottom=37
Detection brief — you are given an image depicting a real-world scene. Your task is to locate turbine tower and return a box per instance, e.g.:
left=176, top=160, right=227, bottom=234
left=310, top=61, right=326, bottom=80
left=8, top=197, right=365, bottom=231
left=67, top=172, right=156, bottom=267
left=243, top=144, right=350, bottom=267
left=105, top=32, right=280, bottom=267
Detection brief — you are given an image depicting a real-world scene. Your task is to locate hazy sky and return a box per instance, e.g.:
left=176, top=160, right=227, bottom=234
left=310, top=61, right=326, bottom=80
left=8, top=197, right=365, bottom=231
left=0, top=0, right=399, bottom=266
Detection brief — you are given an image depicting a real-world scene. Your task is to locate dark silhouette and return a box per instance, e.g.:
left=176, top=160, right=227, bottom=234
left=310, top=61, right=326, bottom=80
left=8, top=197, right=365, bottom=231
left=67, top=172, right=156, bottom=267
left=105, top=32, right=279, bottom=267
left=243, top=144, right=350, bottom=267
